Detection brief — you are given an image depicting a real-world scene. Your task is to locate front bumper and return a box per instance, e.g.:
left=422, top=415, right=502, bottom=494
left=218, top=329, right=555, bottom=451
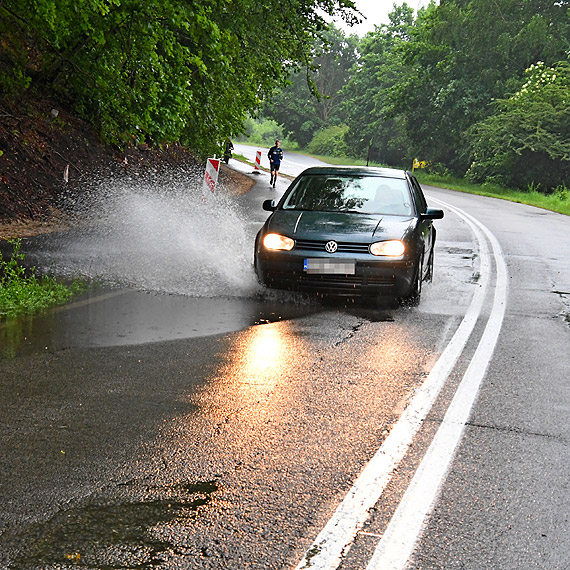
left=256, top=250, right=416, bottom=297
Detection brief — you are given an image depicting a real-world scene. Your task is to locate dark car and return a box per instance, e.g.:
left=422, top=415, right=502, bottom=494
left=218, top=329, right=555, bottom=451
left=254, top=166, right=444, bottom=301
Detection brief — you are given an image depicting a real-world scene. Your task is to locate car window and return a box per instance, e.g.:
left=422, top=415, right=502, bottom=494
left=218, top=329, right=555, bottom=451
left=281, top=175, right=413, bottom=216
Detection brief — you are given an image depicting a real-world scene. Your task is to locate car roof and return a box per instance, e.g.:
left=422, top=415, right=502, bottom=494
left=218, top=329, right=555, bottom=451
left=297, top=166, right=409, bottom=179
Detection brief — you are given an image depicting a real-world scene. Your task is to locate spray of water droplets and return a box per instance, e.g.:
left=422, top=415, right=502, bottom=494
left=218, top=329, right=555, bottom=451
left=41, top=169, right=261, bottom=298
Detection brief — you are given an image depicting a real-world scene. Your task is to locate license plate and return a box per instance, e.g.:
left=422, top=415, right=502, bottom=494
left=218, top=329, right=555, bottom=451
left=304, top=259, right=356, bottom=275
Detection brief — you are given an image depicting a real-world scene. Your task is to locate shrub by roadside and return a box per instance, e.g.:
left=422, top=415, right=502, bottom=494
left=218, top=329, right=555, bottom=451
left=0, top=238, right=84, bottom=318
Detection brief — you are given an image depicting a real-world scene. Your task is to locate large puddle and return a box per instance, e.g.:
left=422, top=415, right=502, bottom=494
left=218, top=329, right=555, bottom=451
left=0, top=172, right=328, bottom=357
left=0, top=287, right=324, bottom=357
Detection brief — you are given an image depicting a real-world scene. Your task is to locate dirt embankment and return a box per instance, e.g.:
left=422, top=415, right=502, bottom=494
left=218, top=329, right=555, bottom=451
left=0, top=98, right=253, bottom=239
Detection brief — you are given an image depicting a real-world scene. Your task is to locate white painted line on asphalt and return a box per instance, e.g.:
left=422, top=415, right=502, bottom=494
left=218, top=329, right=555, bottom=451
left=295, top=202, right=492, bottom=570
left=366, top=200, right=508, bottom=569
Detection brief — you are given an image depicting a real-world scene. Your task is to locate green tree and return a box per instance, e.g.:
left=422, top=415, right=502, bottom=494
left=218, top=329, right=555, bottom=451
left=306, top=124, right=350, bottom=156
left=263, top=24, right=359, bottom=147
left=388, top=0, right=570, bottom=173
left=466, top=61, right=570, bottom=190
left=343, top=3, right=416, bottom=165
left=0, top=0, right=359, bottom=156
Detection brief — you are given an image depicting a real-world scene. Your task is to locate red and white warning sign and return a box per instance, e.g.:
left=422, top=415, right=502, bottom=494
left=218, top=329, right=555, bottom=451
left=251, top=150, right=262, bottom=174
left=202, top=158, right=220, bottom=198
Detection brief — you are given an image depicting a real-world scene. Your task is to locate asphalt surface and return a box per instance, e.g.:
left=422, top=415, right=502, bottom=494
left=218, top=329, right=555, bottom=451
left=0, top=160, right=569, bottom=569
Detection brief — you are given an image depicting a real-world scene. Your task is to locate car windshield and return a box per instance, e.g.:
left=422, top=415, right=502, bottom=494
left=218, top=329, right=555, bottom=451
left=281, top=174, right=413, bottom=216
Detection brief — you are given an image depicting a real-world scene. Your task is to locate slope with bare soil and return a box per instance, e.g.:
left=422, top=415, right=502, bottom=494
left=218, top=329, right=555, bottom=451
left=0, top=98, right=253, bottom=238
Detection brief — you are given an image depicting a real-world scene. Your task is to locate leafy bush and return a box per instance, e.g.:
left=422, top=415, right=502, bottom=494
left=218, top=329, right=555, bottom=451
left=466, top=62, right=570, bottom=191
left=238, top=117, right=298, bottom=149
left=554, top=185, right=568, bottom=201
left=0, top=239, right=83, bottom=318
left=306, top=124, right=350, bottom=157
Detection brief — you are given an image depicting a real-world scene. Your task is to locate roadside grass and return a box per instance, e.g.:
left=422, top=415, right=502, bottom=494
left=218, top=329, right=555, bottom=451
left=304, top=153, right=377, bottom=167
left=233, top=153, right=251, bottom=164
left=415, top=173, right=570, bottom=217
left=0, top=238, right=84, bottom=318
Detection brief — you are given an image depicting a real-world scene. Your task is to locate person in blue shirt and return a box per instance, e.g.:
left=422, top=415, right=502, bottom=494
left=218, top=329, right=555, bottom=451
left=268, top=140, right=283, bottom=188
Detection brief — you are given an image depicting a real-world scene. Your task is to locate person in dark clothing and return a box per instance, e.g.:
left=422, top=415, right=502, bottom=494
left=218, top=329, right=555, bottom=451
left=268, top=140, right=283, bottom=188
left=224, top=138, right=234, bottom=164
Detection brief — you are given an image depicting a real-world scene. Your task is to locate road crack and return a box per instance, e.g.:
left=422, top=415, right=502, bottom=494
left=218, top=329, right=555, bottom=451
left=333, top=319, right=367, bottom=347
left=465, top=420, right=569, bottom=444
left=552, top=289, right=570, bottom=327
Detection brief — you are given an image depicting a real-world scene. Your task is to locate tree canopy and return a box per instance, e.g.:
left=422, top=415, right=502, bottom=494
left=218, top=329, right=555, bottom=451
left=467, top=61, right=570, bottom=189
left=263, top=0, right=569, bottom=191
left=261, top=25, right=360, bottom=147
left=0, top=0, right=359, bottom=155
left=2, top=0, right=569, bottom=190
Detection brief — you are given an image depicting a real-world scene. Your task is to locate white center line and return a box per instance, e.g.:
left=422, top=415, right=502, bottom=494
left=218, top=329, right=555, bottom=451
left=296, top=201, right=494, bottom=569
left=367, top=200, right=508, bottom=569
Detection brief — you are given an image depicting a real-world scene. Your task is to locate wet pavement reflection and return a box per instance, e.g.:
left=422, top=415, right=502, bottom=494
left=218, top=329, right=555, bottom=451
left=0, top=287, right=329, bottom=358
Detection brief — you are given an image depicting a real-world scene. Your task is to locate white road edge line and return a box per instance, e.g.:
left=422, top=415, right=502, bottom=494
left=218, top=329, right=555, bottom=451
left=367, top=200, right=508, bottom=569
left=295, top=200, right=492, bottom=569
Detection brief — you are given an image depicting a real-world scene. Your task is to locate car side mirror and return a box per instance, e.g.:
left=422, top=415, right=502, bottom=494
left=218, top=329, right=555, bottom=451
left=420, top=208, right=444, bottom=220
left=263, top=199, right=277, bottom=211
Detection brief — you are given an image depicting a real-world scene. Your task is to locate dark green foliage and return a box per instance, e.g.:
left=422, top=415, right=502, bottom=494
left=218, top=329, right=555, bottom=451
left=340, top=0, right=569, bottom=190
left=343, top=3, right=415, bottom=165
left=263, top=24, right=360, bottom=147
left=385, top=0, right=570, bottom=185
left=0, top=239, right=83, bottom=317
left=0, top=0, right=359, bottom=156
left=466, top=62, right=570, bottom=190
left=306, top=124, right=350, bottom=156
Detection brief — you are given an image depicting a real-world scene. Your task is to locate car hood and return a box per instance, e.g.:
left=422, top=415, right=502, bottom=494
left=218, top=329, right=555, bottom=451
left=266, top=210, right=414, bottom=241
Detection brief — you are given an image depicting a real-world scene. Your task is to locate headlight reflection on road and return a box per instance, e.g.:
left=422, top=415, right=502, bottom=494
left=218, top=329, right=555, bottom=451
left=239, top=323, right=292, bottom=385
left=185, top=321, right=303, bottom=445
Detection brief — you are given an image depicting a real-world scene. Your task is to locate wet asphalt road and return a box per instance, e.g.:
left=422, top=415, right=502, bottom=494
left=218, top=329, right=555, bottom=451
left=0, top=162, right=569, bottom=569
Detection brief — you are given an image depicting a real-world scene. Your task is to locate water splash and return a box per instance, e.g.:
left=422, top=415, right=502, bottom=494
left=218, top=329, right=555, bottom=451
left=38, top=169, right=260, bottom=297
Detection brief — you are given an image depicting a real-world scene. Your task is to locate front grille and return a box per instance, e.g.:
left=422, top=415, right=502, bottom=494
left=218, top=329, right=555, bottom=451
left=298, top=273, right=363, bottom=285
left=294, top=239, right=370, bottom=254
left=266, top=270, right=396, bottom=292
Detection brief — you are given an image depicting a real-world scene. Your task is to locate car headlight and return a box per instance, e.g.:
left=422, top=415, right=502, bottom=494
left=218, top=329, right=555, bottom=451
left=263, top=233, right=295, bottom=251
left=370, top=240, right=405, bottom=257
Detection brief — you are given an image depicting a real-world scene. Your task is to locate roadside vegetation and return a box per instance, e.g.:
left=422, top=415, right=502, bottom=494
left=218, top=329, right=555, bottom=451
left=415, top=175, right=570, bottom=217
left=1, top=0, right=568, bottom=223
left=250, top=2, right=569, bottom=199
left=308, top=154, right=570, bottom=217
left=0, top=239, right=83, bottom=318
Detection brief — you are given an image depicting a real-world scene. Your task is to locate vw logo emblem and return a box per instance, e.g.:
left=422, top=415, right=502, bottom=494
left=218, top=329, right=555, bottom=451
left=325, top=240, right=338, bottom=253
